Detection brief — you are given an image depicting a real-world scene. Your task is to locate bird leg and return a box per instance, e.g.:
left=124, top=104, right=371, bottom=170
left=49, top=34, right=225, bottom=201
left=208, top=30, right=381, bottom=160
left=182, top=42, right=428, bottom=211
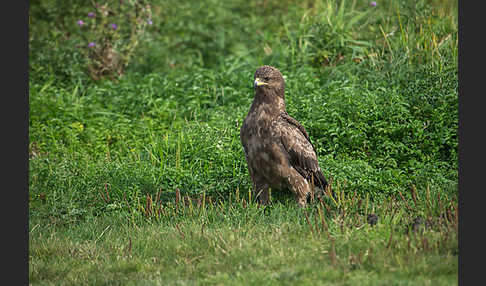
left=258, top=188, right=270, bottom=205
left=254, top=186, right=270, bottom=206
left=285, top=170, right=311, bottom=208
left=310, top=173, right=315, bottom=204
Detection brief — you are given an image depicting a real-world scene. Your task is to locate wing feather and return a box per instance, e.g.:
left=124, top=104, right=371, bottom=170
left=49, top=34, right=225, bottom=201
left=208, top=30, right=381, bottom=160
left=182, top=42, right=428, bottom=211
left=278, top=113, right=327, bottom=189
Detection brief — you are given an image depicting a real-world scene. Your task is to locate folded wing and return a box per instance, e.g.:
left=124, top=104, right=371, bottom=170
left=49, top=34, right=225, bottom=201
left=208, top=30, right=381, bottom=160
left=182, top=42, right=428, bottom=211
left=278, top=113, right=327, bottom=189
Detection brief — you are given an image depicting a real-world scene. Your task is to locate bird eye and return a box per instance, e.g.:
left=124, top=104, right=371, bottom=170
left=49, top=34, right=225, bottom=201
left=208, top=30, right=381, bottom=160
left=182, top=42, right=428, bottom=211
left=264, top=77, right=270, bottom=81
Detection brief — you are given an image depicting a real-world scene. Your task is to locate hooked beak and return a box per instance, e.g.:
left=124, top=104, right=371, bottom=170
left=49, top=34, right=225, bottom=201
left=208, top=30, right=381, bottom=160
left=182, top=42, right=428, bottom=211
left=254, top=77, right=268, bottom=88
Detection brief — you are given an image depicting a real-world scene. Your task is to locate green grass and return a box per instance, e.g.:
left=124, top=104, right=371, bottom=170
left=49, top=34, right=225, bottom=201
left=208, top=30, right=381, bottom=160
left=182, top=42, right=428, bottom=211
left=29, top=0, right=457, bottom=284
left=30, top=190, right=458, bottom=285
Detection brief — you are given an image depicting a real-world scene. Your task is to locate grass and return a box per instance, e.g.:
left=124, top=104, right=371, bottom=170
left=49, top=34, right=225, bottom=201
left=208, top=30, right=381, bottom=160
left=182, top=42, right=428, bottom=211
left=29, top=0, right=458, bottom=284
left=30, top=188, right=458, bottom=285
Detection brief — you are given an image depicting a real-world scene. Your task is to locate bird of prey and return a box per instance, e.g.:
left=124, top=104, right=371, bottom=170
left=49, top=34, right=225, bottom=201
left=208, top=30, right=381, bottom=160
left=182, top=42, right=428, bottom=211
left=240, top=65, right=328, bottom=207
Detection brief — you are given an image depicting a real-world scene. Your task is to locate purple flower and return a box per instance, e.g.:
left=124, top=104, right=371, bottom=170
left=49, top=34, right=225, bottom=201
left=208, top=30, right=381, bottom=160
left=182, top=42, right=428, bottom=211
left=111, top=23, right=118, bottom=30
left=88, top=12, right=95, bottom=18
left=370, top=1, right=377, bottom=7
left=88, top=42, right=95, bottom=48
left=77, top=20, right=84, bottom=27
left=147, top=19, right=153, bottom=25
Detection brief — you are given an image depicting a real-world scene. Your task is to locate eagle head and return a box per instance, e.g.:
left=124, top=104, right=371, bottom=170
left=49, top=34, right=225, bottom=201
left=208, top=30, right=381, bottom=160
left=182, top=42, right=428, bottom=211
left=254, top=65, right=285, bottom=97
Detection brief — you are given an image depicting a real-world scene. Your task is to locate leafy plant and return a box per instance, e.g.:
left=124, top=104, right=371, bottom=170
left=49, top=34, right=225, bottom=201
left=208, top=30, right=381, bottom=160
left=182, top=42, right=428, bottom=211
left=307, top=0, right=375, bottom=67
left=73, top=1, right=153, bottom=80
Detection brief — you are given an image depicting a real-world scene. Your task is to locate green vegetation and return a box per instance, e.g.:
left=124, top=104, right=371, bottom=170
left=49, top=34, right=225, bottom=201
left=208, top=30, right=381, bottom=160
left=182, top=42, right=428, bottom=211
left=29, top=0, right=458, bottom=284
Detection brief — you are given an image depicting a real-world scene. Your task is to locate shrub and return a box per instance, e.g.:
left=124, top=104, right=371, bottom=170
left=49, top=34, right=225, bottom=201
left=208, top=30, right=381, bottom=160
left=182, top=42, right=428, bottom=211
left=74, top=1, right=153, bottom=80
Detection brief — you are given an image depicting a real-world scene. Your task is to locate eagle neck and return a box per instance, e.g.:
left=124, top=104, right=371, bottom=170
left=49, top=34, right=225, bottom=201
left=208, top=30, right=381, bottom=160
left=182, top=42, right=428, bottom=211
left=252, top=88, right=286, bottom=116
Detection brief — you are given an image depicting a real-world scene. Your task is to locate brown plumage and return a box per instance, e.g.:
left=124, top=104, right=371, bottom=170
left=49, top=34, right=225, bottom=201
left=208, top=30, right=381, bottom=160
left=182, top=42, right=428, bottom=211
left=240, top=65, right=328, bottom=207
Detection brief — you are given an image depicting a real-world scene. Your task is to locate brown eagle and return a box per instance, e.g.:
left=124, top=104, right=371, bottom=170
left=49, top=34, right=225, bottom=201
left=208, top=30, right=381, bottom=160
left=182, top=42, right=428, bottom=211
left=240, top=65, right=328, bottom=207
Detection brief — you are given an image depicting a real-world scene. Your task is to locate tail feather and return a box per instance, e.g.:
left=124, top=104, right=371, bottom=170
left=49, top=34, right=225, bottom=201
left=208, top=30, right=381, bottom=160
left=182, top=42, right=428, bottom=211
left=309, top=171, right=334, bottom=199
left=312, top=170, right=328, bottom=190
